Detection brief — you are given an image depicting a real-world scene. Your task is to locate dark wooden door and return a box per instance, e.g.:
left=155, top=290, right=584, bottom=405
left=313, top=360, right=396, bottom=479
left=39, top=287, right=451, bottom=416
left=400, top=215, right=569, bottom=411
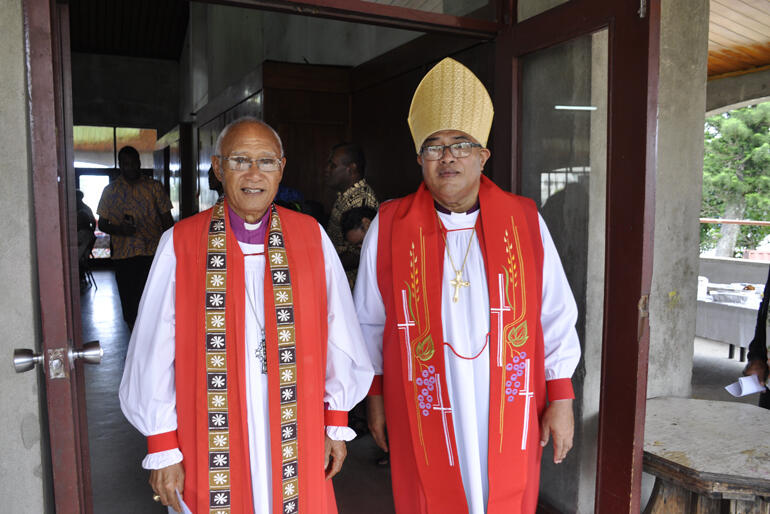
left=24, top=0, right=94, bottom=512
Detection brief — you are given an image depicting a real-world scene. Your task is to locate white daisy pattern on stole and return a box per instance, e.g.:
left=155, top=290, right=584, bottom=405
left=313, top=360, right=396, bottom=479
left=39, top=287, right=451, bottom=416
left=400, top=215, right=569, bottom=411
left=211, top=395, right=226, bottom=407
left=213, top=435, right=228, bottom=447
left=211, top=414, right=226, bottom=426
left=210, top=255, right=225, bottom=268
left=282, top=389, right=294, bottom=401
left=282, top=426, right=294, bottom=439
left=213, top=493, right=228, bottom=505
left=211, top=236, right=225, bottom=248
left=285, top=501, right=296, bottom=513
left=281, top=369, right=294, bottom=382
left=213, top=473, right=227, bottom=485
left=282, top=408, right=293, bottom=420
left=283, top=464, right=295, bottom=478
left=210, top=335, right=225, bottom=348
left=213, top=220, right=225, bottom=231
left=210, top=315, right=225, bottom=328
left=276, top=291, right=289, bottom=303
left=211, top=355, right=225, bottom=367
left=270, top=234, right=282, bottom=246
left=209, top=293, right=224, bottom=307
left=284, top=483, right=295, bottom=496
left=277, top=309, right=291, bottom=322
left=211, top=376, right=225, bottom=388
left=281, top=350, right=293, bottom=363
left=210, top=274, right=225, bottom=287
left=282, top=445, right=295, bottom=458
left=213, top=454, right=228, bottom=466
left=278, top=329, right=291, bottom=342
left=274, top=271, right=287, bottom=283
left=271, top=252, right=285, bottom=265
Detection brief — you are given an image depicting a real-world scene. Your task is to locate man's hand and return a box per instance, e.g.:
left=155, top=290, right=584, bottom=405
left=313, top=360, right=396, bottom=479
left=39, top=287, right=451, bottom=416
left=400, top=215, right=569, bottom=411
left=324, top=434, right=347, bottom=480
left=367, top=395, right=388, bottom=452
left=149, top=462, right=184, bottom=513
left=540, top=399, right=574, bottom=464
left=744, top=358, right=770, bottom=385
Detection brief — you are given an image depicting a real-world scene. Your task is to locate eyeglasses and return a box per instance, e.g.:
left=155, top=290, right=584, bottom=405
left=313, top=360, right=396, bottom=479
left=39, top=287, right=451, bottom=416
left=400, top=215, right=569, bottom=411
left=420, top=142, right=482, bottom=161
left=222, top=155, right=283, bottom=172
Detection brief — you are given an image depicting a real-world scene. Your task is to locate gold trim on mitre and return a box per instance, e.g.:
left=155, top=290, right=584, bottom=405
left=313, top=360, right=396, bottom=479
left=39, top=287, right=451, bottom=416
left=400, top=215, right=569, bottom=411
left=407, top=57, right=494, bottom=154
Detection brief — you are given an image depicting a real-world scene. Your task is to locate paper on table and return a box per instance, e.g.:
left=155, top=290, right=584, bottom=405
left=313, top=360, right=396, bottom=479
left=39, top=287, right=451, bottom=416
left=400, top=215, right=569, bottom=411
left=725, top=374, right=766, bottom=397
left=167, top=491, right=192, bottom=514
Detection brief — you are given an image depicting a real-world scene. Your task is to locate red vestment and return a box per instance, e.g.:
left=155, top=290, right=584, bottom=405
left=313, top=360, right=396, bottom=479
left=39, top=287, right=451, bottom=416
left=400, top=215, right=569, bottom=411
left=148, top=204, right=339, bottom=514
left=373, top=177, right=574, bottom=513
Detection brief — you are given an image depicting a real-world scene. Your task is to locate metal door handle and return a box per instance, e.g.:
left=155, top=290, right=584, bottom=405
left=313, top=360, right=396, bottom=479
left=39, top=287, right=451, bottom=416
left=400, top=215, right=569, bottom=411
left=70, top=340, right=103, bottom=365
left=13, top=340, right=102, bottom=377
left=13, top=349, right=43, bottom=373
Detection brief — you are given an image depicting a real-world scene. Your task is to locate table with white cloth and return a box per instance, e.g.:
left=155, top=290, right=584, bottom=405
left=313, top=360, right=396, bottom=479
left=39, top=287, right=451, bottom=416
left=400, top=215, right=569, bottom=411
left=695, top=299, right=760, bottom=361
left=644, top=397, right=770, bottom=513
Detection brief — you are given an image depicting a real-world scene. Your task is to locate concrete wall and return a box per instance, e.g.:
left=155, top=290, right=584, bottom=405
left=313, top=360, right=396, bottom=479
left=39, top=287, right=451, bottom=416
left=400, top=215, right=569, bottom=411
left=71, top=52, right=179, bottom=134
left=706, top=67, right=770, bottom=116
left=641, top=0, right=710, bottom=507
left=0, top=0, right=49, bottom=511
left=699, top=256, right=769, bottom=285
left=646, top=0, right=709, bottom=399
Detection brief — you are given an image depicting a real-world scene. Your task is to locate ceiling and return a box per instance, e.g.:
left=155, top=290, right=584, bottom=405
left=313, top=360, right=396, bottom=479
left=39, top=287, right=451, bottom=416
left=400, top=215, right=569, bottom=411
left=68, top=0, right=189, bottom=60
left=709, top=0, right=770, bottom=77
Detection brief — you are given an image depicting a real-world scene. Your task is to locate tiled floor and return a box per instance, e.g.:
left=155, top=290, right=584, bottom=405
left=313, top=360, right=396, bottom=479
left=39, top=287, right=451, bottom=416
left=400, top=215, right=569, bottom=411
left=80, top=270, right=394, bottom=514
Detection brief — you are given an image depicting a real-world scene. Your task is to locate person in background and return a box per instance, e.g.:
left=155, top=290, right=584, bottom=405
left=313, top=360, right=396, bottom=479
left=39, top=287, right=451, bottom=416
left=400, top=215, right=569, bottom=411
left=97, top=146, right=173, bottom=329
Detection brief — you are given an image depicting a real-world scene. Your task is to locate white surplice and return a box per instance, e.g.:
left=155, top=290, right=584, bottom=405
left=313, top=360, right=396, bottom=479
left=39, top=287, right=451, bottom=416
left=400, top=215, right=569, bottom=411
left=354, top=208, right=581, bottom=514
left=120, top=219, right=374, bottom=514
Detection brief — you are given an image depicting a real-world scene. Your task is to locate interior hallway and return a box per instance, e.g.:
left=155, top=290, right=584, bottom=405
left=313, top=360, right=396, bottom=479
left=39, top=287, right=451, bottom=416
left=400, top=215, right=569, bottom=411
left=80, top=269, right=394, bottom=513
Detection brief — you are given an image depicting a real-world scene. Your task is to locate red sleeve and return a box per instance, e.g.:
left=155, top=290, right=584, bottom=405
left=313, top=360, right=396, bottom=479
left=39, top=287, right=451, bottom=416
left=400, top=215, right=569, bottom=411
left=324, top=410, right=348, bottom=427
left=546, top=378, right=575, bottom=402
left=147, top=430, right=179, bottom=454
left=368, top=374, right=383, bottom=396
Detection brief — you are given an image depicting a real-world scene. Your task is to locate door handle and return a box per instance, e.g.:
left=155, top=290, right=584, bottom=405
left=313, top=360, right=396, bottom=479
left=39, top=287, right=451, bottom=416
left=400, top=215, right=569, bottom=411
left=13, top=340, right=102, bottom=378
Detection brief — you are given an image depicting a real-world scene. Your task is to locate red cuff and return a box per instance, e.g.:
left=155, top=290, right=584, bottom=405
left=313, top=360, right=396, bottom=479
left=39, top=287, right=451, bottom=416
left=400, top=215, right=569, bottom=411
left=324, top=410, right=348, bottom=427
left=368, top=375, right=383, bottom=396
left=147, top=430, right=179, bottom=454
left=546, top=378, right=575, bottom=402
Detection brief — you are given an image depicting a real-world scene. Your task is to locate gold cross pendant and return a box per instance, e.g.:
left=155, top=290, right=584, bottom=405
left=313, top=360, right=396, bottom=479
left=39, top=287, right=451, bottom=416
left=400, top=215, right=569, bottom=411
left=449, top=270, right=470, bottom=303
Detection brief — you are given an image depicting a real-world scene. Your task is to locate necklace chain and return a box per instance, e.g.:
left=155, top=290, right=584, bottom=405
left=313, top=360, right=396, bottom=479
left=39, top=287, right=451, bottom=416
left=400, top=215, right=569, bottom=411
left=438, top=216, right=476, bottom=303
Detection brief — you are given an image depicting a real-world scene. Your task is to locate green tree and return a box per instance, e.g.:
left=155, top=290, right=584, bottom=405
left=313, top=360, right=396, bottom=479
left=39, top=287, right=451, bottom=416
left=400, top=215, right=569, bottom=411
left=701, top=103, right=770, bottom=256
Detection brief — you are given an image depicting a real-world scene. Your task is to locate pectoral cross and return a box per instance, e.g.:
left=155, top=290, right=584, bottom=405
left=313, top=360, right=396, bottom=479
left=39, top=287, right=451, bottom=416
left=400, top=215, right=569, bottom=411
left=449, top=270, right=470, bottom=303
left=255, top=331, right=267, bottom=374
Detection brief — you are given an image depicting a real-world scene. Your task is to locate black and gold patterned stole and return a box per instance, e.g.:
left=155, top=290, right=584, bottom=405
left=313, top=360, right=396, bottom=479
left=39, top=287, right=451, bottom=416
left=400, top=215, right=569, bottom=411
left=265, top=207, right=301, bottom=514
left=203, top=201, right=301, bottom=514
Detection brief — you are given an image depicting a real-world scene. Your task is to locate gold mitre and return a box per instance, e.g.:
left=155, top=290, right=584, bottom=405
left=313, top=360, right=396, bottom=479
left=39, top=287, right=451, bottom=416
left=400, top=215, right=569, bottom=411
left=407, top=57, right=494, bottom=154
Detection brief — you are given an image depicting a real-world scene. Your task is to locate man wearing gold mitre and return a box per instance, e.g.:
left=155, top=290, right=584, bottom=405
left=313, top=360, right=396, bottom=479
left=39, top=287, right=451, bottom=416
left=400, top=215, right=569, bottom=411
left=353, top=58, right=582, bottom=513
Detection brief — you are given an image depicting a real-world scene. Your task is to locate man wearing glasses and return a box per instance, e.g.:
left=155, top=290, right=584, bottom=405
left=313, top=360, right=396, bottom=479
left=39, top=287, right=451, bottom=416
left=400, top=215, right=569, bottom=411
left=120, top=118, right=373, bottom=514
left=354, top=59, right=581, bottom=513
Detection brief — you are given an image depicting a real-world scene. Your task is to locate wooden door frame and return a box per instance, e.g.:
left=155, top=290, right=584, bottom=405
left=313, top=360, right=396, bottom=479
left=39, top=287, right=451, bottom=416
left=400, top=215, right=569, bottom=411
left=24, top=0, right=93, bottom=512
left=493, top=1, right=660, bottom=511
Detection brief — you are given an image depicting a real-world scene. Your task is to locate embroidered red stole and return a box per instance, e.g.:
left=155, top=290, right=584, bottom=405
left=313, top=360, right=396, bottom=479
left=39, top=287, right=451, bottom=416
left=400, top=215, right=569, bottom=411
left=377, top=176, right=546, bottom=513
left=174, top=202, right=336, bottom=514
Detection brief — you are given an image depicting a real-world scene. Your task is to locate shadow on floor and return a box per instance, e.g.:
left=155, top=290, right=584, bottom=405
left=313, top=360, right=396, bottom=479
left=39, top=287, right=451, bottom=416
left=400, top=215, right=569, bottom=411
left=691, top=337, right=757, bottom=406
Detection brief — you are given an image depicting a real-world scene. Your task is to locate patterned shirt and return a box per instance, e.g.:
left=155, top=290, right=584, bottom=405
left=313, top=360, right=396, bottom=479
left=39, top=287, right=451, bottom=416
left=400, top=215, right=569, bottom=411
left=97, top=175, right=173, bottom=260
left=327, top=178, right=379, bottom=255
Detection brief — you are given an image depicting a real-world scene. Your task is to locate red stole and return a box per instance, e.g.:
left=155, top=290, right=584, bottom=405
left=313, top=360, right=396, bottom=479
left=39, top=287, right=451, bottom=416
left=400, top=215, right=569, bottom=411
left=377, top=176, right=546, bottom=513
left=174, top=203, right=337, bottom=514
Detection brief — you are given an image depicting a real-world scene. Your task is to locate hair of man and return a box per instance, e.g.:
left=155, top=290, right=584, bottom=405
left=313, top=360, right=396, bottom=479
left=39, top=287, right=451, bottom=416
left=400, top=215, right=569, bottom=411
left=214, top=117, right=284, bottom=157
left=330, top=142, right=366, bottom=177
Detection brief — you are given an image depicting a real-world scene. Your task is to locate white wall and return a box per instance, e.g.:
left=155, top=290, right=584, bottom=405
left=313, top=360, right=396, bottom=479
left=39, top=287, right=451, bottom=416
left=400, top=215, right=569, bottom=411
left=0, top=0, right=48, bottom=511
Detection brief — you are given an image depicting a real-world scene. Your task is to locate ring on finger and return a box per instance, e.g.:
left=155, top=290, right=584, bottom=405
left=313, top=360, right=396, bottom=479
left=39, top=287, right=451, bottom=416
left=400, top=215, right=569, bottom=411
left=152, top=494, right=161, bottom=502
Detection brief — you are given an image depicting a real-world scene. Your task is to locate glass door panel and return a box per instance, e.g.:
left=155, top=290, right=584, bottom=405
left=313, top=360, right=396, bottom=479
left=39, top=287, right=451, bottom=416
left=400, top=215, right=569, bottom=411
left=519, top=28, right=607, bottom=512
